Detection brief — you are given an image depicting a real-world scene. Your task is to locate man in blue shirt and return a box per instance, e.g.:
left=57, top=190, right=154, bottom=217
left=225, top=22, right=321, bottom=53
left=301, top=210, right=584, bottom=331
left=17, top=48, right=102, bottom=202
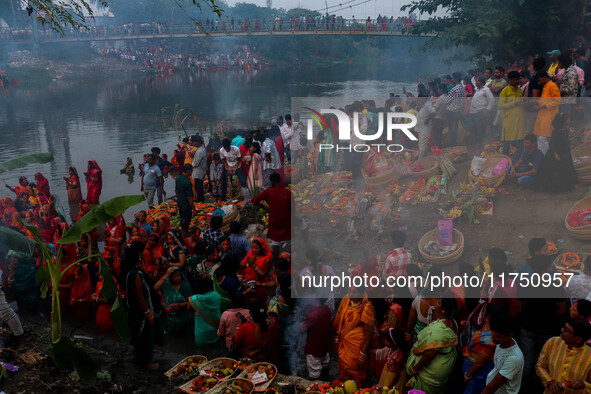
left=140, top=147, right=173, bottom=205
left=141, top=154, right=163, bottom=209
left=228, top=220, right=251, bottom=262
left=506, top=134, right=543, bottom=188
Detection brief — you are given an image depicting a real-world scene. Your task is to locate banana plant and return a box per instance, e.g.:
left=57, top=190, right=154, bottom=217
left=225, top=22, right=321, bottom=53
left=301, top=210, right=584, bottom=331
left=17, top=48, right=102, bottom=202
left=1, top=194, right=144, bottom=384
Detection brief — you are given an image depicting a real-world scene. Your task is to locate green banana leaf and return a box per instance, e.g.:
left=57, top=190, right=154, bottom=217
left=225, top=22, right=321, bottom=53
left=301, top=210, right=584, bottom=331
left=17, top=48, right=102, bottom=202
left=53, top=336, right=101, bottom=386
left=0, top=226, right=37, bottom=255
left=0, top=152, right=54, bottom=174
left=59, top=195, right=145, bottom=245
left=97, top=256, right=130, bottom=342
left=98, top=256, right=117, bottom=300
left=110, top=296, right=131, bottom=343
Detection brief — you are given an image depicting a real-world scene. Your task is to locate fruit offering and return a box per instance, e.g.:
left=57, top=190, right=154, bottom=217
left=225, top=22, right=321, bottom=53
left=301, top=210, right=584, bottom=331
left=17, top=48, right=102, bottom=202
left=205, top=361, right=235, bottom=380
left=168, top=356, right=207, bottom=380
left=188, top=376, right=219, bottom=393
left=233, top=358, right=254, bottom=372
left=221, top=380, right=252, bottom=394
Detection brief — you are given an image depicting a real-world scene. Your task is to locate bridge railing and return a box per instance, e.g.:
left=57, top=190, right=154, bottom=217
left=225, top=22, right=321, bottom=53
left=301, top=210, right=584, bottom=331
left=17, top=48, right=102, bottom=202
left=1, top=19, right=417, bottom=41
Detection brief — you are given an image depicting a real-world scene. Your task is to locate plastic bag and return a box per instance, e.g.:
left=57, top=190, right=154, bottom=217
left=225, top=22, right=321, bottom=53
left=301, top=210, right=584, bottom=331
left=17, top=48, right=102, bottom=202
left=491, top=159, right=509, bottom=175
left=470, top=156, right=487, bottom=177
left=438, top=219, right=453, bottom=246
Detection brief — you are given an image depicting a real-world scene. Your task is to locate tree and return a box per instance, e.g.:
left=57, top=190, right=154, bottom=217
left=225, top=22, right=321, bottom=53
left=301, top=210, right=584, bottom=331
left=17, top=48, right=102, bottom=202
left=26, top=0, right=109, bottom=35
left=24, top=0, right=224, bottom=35
left=402, top=0, right=587, bottom=63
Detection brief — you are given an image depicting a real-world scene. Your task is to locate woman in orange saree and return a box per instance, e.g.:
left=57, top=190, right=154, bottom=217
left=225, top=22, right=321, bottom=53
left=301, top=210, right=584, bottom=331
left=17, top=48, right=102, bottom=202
left=333, top=288, right=375, bottom=386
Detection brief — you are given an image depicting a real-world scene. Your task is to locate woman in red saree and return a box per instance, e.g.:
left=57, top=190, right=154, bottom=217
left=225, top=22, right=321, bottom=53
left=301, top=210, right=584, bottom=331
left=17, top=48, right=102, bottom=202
left=34, top=173, right=51, bottom=199
left=240, top=237, right=272, bottom=303
left=105, top=215, right=126, bottom=259
left=69, top=263, right=94, bottom=319
left=85, top=160, right=102, bottom=205
left=64, top=167, right=83, bottom=205
left=93, top=278, right=116, bottom=331
left=333, top=287, right=376, bottom=386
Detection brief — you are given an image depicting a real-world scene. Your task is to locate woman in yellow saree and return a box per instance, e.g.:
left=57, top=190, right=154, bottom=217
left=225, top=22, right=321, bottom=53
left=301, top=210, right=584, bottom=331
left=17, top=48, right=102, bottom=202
left=333, top=288, right=375, bottom=386
left=406, top=297, right=459, bottom=394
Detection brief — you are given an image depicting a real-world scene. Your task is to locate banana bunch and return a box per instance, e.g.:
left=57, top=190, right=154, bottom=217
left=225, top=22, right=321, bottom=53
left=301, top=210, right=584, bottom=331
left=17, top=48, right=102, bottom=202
left=447, top=207, right=462, bottom=219
left=169, top=214, right=181, bottom=228
left=459, top=182, right=472, bottom=193
left=439, top=156, right=457, bottom=178
left=479, top=186, right=496, bottom=196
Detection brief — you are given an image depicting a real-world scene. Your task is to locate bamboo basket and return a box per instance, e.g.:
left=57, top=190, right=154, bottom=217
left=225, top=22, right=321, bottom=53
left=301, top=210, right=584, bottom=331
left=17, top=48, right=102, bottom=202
left=237, top=363, right=278, bottom=392
left=418, top=228, right=464, bottom=265
left=411, top=156, right=441, bottom=180
left=564, top=195, right=591, bottom=240
left=179, top=376, right=219, bottom=394
left=571, top=143, right=591, bottom=170
left=207, top=378, right=254, bottom=394
left=199, top=358, right=238, bottom=382
left=571, top=143, right=591, bottom=183
left=552, top=253, right=585, bottom=273
left=165, top=355, right=207, bottom=381
left=363, top=163, right=398, bottom=190
left=469, top=155, right=511, bottom=187
left=219, top=207, right=240, bottom=233
left=442, top=146, right=468, bottom=163
left=285, top=163, right=301, bottom=185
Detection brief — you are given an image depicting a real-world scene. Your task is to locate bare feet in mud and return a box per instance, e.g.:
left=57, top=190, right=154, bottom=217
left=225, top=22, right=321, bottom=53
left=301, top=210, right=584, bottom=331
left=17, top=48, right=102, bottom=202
left=147, top=362, right=160, bottom=371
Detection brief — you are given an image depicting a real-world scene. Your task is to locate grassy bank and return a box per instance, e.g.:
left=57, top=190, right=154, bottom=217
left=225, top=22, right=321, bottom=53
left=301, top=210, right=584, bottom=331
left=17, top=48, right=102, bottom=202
left=5, top=66, right=53, bottom=86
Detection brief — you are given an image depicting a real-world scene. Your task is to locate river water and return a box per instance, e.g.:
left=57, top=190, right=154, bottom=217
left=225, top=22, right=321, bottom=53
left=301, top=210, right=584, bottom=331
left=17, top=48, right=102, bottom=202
left=0, top=62, right=447, bottom=218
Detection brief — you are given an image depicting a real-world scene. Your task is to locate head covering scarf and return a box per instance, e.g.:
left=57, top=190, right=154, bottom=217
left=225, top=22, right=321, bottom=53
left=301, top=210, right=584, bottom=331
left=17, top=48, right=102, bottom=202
left=87, top=160, right=103, bottom=174
left=241, top=237, right=272, bottom=282
left=71, top=264, right=93, bottom=300
left=166, top=229, right=187, bottom=264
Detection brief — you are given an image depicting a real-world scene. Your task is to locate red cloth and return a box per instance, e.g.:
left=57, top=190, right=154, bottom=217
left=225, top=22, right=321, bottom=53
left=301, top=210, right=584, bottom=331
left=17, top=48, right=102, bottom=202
left=250, top=186, right=292, bottom=242
left=95, top=281, right=114, bottom=331
left=85, top=160, right=103, bottom=205
left=567, top=208, right=591, bottom=227
left=274, top=136, right=285, bottom=164
left=240, top=144, right=250, bottom=179
left=234, top=317, right=281, bottom=363
left=299, top=304, right=331, bottom=357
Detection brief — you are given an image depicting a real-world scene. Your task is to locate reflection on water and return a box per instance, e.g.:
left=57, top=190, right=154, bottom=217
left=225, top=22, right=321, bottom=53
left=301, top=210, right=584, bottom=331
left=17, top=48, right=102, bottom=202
left=0, top=63, right=440, bottom=219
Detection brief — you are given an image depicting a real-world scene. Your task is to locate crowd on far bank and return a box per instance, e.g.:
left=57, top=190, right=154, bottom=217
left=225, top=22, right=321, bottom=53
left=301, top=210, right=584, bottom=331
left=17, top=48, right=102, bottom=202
left=91, top=42, right=261, bottom=74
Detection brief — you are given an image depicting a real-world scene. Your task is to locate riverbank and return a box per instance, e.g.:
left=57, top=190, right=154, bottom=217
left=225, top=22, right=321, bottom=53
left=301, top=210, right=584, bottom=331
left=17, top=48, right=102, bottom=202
left=2, top=48, right=150, bottom=88
left=4, top=312, right=316, bottom=393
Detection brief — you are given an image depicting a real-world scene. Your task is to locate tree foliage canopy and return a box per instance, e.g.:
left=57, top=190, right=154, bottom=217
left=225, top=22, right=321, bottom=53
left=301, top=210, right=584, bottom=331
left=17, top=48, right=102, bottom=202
left=402, top=0, right=587, bottom=62
left=26, top=0, right=109, bottom=35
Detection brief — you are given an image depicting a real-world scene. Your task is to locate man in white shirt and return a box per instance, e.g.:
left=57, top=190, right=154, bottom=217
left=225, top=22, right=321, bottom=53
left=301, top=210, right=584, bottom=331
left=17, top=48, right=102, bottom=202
left=469, top=76, right=495, bottom=145
left=289, top=115, right=308, bottom=179
left=566, top=256, right=591, bottom=304
left=483, top=314, right=524, bottom=394
left=260, top=131, right=282, bottom=188
left=280, top=114, right=294, bottom=162
left=220, top=138, right=248, bottom=200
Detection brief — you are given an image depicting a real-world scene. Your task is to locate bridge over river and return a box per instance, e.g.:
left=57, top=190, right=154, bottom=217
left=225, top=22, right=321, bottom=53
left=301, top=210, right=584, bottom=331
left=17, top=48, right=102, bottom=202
left=2, top=20, right=435, bottom=44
